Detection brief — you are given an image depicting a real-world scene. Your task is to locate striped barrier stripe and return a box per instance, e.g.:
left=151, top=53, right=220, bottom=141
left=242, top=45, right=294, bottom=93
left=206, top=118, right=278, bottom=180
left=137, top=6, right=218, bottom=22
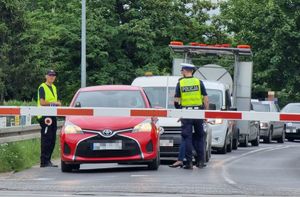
left=0, top=106, right=300, bottom=122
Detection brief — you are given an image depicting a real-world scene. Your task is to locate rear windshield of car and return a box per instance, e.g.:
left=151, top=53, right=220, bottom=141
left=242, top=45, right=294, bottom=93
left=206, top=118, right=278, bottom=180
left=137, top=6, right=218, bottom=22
left=281, top=104, right=300, bottom=113
left=143, top=87, right=222, bottom=109
left=74, top=90, right=146, bottom=108
left=252, top=103, right=270, bottom=112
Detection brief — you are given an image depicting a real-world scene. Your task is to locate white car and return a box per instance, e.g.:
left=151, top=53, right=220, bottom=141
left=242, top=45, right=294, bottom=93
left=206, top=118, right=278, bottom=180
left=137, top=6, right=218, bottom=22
left=132, top=75, right=234, bottom=158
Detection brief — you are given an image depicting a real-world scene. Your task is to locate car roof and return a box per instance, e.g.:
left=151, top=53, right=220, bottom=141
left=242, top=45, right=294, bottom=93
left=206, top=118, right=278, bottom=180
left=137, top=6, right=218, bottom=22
left=284, top=103, right=300, bottom=106
left=78, top=85, right=143, bottom=92
left=132, top=76, right=228, bottom=90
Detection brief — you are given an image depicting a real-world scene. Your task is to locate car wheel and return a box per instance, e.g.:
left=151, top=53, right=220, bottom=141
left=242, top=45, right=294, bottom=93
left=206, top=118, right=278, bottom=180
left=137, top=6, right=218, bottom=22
left=227, top=136, right=233, bottom=152
left=232, top=129, right=239, bottom=150
left=218, top=135, right=227, bottom=154
left=277, top=131, right=285, bottom=143
left=148, top=152, right=160, bottom=170
left=287, top=138, right=294, bottom=142
left=206, top=143, right=211, bottom=162
left=61, top=160, right=79, bottom=172
left=251, top=133, right=260, bottom=146
left=264, top=128, right=272, bottom=143
left=240, top=135, right=249, bottom=147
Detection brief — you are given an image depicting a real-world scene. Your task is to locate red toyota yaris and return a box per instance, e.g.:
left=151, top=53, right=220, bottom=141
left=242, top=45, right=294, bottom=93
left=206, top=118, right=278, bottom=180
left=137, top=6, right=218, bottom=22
left=60, top=85, right=161, bottom=172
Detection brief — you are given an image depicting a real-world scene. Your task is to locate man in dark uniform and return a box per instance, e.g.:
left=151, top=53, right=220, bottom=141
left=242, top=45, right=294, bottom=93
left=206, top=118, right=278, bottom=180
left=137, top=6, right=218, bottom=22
left=37, top=70, right=61, bottom=167
left=174, top=63, right=209, bottom=169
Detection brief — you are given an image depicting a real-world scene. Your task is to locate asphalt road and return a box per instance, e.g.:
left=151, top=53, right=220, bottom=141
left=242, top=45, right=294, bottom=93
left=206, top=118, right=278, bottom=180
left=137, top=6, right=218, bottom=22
left=1, top=141, right=300, bottom=197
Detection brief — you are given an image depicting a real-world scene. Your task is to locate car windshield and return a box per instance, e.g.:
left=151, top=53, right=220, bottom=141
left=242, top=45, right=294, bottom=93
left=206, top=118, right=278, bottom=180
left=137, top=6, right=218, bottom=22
left=252, top=103, right=270, bottom=112
left=143, top=87, right=223, bottom=110
left=74, top=90, right=146, bottom=108
left=281, top=104, right=300, bottom=113
left=143, top=87, right=176, bottom=109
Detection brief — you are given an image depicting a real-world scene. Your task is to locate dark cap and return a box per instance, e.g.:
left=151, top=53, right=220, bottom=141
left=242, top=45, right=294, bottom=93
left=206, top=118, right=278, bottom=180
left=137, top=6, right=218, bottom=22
left=46, top=70, right=56, bottom=76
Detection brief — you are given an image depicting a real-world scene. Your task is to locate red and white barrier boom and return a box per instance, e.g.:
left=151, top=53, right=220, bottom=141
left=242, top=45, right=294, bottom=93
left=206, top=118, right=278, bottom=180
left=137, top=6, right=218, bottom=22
left=0, top=106, right=300, bottom=122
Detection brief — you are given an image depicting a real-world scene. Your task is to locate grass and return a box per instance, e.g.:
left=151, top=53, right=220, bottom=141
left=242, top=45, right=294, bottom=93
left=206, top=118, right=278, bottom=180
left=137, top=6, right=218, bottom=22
left=0, top=138, right=60, bottom=173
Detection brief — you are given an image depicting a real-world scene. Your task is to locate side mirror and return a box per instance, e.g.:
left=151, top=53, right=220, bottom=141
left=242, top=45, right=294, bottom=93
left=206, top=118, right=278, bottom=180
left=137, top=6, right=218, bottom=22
left=209, top=103, right=216, bottom=110
left=75, top=102, right=81, bottom=108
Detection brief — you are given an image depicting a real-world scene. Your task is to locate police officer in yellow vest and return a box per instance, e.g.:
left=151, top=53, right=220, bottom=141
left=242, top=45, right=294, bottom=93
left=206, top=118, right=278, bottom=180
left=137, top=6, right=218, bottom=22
left=174, top=63, right=209, bottom=169
left=37, top=69, right=61, bottom=167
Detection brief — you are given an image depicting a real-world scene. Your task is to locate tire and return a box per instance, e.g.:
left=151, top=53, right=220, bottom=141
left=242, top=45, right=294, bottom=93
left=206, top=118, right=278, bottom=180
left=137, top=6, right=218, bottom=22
left=264, top=128, right=272, bottom=143
left=287, top=138, right=294, bottom=142
left=148, top=152, right=160, bottom=170
left=277, top=131, right=285, bottom=143
left=240, top=135, right=249, bottom=147
left=206, top=143, right=211, bottom=162
left=61, top=160, right=80, bottom=172
left=218, top=138, right=227, bottom=154
left=227, top=136, right=233, bottom=153
left=251, top=133, right=260, bottom=146
left=232, top=129, right=239, bottom=150
left=232, top=139, right=238, bottom=150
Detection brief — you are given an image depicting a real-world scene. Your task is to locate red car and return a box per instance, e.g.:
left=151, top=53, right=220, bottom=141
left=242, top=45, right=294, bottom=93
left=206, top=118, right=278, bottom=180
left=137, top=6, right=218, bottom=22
left=60, top=85, right=161, bottom=172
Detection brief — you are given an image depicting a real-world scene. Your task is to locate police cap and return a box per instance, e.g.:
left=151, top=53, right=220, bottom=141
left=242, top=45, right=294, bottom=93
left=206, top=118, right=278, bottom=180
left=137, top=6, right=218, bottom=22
left=181, top=63, right=196, bottom=71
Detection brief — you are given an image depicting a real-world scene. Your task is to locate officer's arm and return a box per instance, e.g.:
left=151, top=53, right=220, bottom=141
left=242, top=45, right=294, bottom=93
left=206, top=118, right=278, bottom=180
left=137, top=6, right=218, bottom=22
left=174, top=82, right=181, bottom=109
left=203, top=96, right=209, bottom=110
left=200, top=81, right=209, bottom=110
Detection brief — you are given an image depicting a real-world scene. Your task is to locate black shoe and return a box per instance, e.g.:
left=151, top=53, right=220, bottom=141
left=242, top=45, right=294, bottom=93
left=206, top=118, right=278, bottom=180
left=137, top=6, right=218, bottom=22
left=196, top=162, right=206, bottom=168
left=40, top=161, right=58, bottom=168
left=183, top=162, right=193, bottom=169
left=169, top=161, right=183, bottom=168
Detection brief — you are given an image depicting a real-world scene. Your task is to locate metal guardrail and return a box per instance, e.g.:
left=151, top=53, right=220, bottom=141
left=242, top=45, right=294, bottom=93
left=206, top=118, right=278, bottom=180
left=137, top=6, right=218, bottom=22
left=0, top=122, right=64, bottom=144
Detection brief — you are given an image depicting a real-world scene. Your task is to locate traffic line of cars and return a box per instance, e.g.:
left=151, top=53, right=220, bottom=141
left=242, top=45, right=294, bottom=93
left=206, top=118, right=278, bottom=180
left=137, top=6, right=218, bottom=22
left=60, top=80, right=300, bottom=172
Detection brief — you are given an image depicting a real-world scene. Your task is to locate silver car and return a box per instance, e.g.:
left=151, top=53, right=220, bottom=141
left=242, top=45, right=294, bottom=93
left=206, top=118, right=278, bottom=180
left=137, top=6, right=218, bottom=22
left=252, top=101, right=285, bottom=143
left=281, top=103, right=300, bottom=142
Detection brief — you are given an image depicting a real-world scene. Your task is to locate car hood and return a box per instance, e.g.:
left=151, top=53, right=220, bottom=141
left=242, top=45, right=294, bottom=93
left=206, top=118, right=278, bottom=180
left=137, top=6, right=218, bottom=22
left=66, top=116, right=146, bottom=131
left=157, top=117, right=181, bottom=127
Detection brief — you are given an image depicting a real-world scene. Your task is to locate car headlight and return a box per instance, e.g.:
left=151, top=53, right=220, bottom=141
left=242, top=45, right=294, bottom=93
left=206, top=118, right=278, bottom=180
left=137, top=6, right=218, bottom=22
left=209, top=119, right=223, bottom=125
left=64, top=121, right=83, bottom=134
left=133, top=120, right=152, bottom=133
left=260, top=122, right=269, bottom=129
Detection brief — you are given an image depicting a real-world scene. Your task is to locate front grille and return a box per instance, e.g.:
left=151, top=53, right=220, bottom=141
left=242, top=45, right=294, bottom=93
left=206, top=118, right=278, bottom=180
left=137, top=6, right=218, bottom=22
left=75, top=135, right=140, bottom=158
left=162, top=127, right=182, bottom=134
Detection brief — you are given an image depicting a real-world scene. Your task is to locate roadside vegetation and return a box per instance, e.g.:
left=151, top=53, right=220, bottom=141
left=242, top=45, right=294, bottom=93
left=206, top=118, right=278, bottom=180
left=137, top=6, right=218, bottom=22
left=0, top=1, right=298, bottom=106
left=0, top=138, right=60, bottom=173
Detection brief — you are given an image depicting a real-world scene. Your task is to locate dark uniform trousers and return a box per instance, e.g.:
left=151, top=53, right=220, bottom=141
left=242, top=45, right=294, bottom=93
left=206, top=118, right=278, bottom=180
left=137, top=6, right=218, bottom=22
left=39, top=116, right=57, bottom=165
left=181, top=118, right=205, bottom=163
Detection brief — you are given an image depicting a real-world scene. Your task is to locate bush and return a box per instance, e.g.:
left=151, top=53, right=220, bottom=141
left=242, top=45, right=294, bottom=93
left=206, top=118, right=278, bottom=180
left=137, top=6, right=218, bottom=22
left=0, top=138, right=60, bottom=172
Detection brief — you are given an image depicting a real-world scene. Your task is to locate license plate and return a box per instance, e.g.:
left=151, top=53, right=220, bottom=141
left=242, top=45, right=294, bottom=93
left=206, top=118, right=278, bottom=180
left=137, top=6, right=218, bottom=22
left=160, top=139, right=174, bottom=147
left=93, top=140, right=122, bottom=150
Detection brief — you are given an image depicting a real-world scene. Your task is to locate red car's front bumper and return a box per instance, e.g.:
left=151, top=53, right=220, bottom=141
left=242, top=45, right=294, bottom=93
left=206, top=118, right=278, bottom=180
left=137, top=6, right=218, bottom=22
left=60, top=131, right=159, bottom=164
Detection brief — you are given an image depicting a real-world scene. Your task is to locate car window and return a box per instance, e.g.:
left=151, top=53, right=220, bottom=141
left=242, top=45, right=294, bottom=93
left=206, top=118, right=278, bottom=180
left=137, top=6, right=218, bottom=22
left=143, top=87, right=176, bottom=109
left=74, top=90, right=146, bottom=108
left=252, top=103, right=270, bottom=112
left=281, top=104, right=300, bottom=113
left=207, top=89, right=223, bottom=110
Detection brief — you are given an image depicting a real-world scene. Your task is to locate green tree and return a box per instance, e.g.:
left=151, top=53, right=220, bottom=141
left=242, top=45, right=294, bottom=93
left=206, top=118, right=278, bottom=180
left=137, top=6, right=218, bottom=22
left=220, top=0, right=300, bottom=105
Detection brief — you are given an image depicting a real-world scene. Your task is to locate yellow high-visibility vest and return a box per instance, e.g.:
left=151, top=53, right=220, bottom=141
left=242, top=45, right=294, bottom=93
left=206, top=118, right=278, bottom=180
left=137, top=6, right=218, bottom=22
left=179, top=77, right=203, bottom=107
left=37, top=83, right=57, bottom=119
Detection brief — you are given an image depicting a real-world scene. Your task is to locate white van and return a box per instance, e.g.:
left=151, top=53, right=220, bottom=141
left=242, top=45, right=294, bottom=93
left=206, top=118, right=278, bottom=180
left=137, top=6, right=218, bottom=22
left=132, top=75, right=235, bottom=158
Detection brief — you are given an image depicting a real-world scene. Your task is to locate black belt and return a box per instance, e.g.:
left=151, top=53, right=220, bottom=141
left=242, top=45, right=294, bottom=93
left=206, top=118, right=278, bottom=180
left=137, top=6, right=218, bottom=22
left=182, top=106, right=203, bottom=110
